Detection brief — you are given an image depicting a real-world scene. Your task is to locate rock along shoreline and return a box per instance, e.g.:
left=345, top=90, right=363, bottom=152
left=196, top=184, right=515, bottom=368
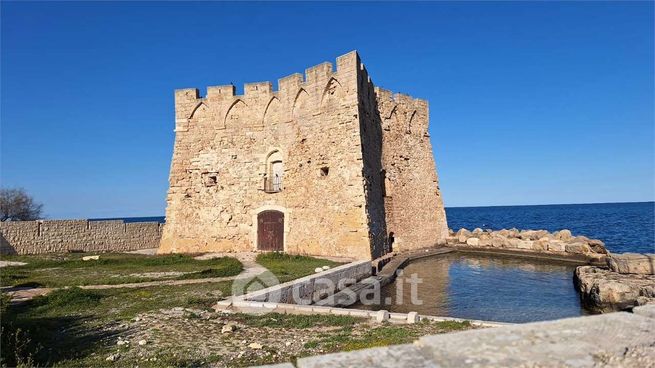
left=447, top=227, right=654, bottom=313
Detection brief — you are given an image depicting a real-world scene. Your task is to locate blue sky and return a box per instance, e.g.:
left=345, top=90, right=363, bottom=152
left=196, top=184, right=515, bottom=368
left=1, top=2, right=653, bottom=219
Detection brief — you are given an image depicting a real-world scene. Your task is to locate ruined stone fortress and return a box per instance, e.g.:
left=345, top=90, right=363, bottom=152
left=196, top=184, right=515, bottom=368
left=159, top=51, right=448, bottom=260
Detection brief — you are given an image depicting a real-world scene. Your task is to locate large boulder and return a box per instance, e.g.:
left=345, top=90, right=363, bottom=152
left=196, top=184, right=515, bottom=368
left=547, top=240, right=566, bottom=253
left=456, top=228, right=471, bottom=243
left=608, top=253, right=655, bottom=275
left=478, top=234, right=492, bottom=247
left=466, top=237, right=480, bottom=246
left=490, top=235, right=506, bottom=248
left=588, top=239, right=608, bottom=254
left=574, top=265, right=655, bottom=312
left=532, top=238, right=547, bottom=251
left=516, top=240, right=533, bottom=250
left=565, top=242, right=592, bottom=255
left=555, top=229, right=573, bottom=241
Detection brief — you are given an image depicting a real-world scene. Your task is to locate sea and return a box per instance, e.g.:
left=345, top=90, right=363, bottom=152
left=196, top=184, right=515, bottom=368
left=101, top=201, right=655, bottom=254
left=446, top=202, right=654, bottom=254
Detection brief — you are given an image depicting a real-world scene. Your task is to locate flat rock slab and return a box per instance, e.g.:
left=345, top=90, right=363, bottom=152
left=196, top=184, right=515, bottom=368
left=417, top=313, right=655, bottom=367
left=608, top=253, right=655, bottom=275
left=297, top=344, right=437, bottom=368
left=289, top=312, right=655, bottom=368
left=0, top=260, right=27, bottom=267
left=4, top=287, right=53, bottom=302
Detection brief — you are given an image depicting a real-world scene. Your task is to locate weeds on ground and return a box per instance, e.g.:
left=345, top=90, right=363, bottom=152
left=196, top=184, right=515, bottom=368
left=1, top=253, right=243, bottom=287
left=256, top=252, right=344, bottom=282
left=303, top=320, right=472, bottom=352
left=232, top=312, right=362, bottom=329
left=0, top=282, right=233, bottom=366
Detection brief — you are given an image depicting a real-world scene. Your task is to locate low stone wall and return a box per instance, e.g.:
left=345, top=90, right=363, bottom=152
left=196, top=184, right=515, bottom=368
left=447, top=228, right=608, bottom=260
left=235, top=261, right=372, bottom=305
left=0, top=220, right=163, bottom=255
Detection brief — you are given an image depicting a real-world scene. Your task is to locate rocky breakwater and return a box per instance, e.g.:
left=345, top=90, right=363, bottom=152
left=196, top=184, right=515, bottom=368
left=446, top=228, right=608, bottom=261
left=575, top=253, right=655, bottom=312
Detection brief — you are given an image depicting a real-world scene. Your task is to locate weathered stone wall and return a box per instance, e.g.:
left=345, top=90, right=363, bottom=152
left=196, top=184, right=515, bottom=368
left=357, top=65, right=388, bottom=259
left=160, top=51, right=448, bottom=260
left=0, top=220, right=162, bottom=255
left=160, top=52, right=376, bottom=259
left=237, top=260, right=372, bottom=305
left=375, top=88, right=449, bottom=252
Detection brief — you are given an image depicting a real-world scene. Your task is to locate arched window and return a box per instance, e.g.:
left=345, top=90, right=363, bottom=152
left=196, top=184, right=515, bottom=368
left=264, top=151, right=283, bottom=193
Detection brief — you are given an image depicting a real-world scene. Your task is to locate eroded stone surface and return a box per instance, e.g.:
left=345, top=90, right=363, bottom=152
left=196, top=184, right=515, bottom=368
left=608, top=253, right=655, bottom=275
left=574, top=265, right=655, bottom=312
left=291, top=312, right=655, bottom=368
left=297, top=344, right=437, bottom=368
left=417, top=313, right=655, bottom=368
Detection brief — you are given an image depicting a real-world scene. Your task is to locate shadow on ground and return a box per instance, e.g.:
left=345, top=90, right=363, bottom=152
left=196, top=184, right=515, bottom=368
left=1, top=292, right=118, bottom=367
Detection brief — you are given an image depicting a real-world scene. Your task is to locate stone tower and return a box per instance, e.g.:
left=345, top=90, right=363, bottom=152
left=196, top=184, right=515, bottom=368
left=159, top=51, right=448, bottom=260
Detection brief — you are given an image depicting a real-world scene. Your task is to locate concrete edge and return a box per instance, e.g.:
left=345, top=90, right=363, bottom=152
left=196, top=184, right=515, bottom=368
left=233, top=260, right=371, bottom=302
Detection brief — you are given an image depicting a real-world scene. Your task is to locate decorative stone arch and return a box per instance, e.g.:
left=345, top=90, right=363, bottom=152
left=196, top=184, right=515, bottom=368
left=320, top=77, right=343, bottom=109
left=382, top=105, right=399, bottom=131
left=292, top=88, right=310, bottom=119
left=261, top=148, right=285, bottom=173
left=262, top=96, right=281, bottom=126
left=261, top=148, right=285, bottom=193
left=251, top=204, right=291, bottom=251
left=407, top=110, right=417, bottom=134
left=223, top=99, right=248, bottom=128
left=187, top=102, right=218, bottom=135
left=386, top=105, right=398, bottom=120
left=189, top=101, right=210, bottom=119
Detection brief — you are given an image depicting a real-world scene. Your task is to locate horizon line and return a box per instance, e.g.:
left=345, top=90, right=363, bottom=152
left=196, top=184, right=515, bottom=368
left=444, top=200, right=654, bottom=209
left=76, top=200, right=655, bottom=220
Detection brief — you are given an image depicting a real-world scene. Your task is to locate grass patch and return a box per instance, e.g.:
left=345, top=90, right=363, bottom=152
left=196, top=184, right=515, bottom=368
left=175, top=266, right=240, bottom=280
left=305, top=320, right=472, bottom=353
left=1, top=282, right=233, bottom=366
left=37, top=287, right=104, bottom=309
left=232, top=312, right=362, bottom=329
left=0, top=253, right=242, bottom=287
left=256, top=252, right=344, bottom=283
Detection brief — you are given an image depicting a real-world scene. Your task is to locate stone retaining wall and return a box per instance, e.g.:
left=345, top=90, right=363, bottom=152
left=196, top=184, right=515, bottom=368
left=235, top=261, right=372, bottom=305
left=0, top=220, right=163, bottom=255
left=447, top=228, right=608, bottom=260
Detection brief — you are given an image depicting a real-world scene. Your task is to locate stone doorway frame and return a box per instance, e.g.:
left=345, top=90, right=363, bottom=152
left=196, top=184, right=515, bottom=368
left=251, top=205, right=290, bottom=252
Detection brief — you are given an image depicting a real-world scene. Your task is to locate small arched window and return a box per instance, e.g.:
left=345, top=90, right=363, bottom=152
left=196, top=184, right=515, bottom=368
left=264, top=151, right=283, bottom=193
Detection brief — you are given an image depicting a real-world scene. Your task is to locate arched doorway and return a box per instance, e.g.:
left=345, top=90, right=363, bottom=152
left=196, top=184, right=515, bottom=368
left=257, top=210, right=284, bottom=251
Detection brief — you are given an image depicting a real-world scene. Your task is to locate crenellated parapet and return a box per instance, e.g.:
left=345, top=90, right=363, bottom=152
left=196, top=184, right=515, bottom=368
left=375, top=87, right=429, bottom=136
left=173, top=51, right=360, bottom=134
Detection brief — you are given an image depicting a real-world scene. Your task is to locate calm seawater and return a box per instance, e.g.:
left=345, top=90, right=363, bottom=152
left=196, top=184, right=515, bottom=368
left=446, top=202, right=655, bottom=254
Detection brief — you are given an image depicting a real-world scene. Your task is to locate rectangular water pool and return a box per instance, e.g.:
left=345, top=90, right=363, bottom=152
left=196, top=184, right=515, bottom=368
left=353, top=253, right=591, bottom=323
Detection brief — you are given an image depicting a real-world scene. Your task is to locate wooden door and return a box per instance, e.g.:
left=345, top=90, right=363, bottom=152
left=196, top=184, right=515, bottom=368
left=257, top=211, right=284, bottom=251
